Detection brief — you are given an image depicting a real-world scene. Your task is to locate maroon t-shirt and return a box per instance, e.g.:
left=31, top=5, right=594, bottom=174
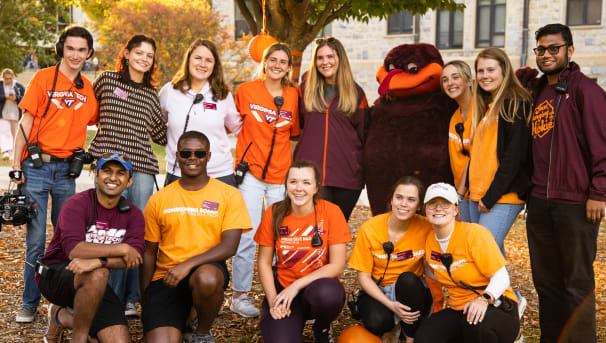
left=42, top=188, right=145, bottom=265
left=530, top=84, right=557, bottom=200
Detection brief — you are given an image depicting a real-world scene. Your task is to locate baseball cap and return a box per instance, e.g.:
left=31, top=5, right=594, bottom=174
left=424, top=182, right=458, bottom=204
left=96, top=152, right=132, bottom=176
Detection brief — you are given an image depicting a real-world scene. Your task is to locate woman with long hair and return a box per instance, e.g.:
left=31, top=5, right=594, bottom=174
left=441, top=61, right=473, bottom=222
left=348, top=176, right=433, bottom=342
left=254, top=161, right=351, bottom=343
left=415, top=183, right=520, bottom=343
left=160, top=38, right=242, bottom=187
left=293, top=36, right=369, bottom=220
left=230, top=43, right=300, bottom=317
left=88, top=34, right=166, bottom=313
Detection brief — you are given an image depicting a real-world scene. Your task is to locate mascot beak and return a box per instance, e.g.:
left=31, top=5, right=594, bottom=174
left=377, top=67, right=403, bottom=96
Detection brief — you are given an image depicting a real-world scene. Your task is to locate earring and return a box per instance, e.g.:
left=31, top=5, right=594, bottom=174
left=125, top=60, right=129, bottom=66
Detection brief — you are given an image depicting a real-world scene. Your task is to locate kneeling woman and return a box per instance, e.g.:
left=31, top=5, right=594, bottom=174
left=254, top=161, right=352, bottom=343
left=416, top=183, right=519, bottom=343
left=348, top=176, right=434, bottom=342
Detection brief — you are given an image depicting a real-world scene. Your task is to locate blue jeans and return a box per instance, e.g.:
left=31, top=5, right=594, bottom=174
left=469, top=201, right=524, bottom=257
left=22, top=158, right=75, bottom=309
left=232, top=172, right=284, bottom=292
left=122, top=171, right=155, bottom=211
left=458, top=198, right=472, bottom=223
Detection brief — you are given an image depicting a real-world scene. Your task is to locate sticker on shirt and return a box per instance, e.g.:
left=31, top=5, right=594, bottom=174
left=47, top=89, right=88, bottom=110
left=532, top=99, right=555, bottom=139
left=279, top=226, right=290, bottom=236
left=203, top=102, right=217, bottom=110
left=430, top=251, right=442, bottom=262
left=113, top=87, right=128, bottom=100
left=249, top=103, right=293, bottom=127
left=396, top=250, right=413, bottom=261
left=86, top=220, right=126, bottom=244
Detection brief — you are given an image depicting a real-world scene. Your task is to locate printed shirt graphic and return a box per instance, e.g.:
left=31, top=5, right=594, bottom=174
left=86, top=219, right=126, bottom=244
left=235, top=79, right=300, bottom=184
left=425, top=221, right=517, bottom=310
left=144, top=178, right=252, bottom=281
left=255, top=200, right=351, bottom=287
left=530, top=86, right=560, bottom=198
left=348, top=213, right=432, bottom=286
left=18, top=66, right=99, bottom=160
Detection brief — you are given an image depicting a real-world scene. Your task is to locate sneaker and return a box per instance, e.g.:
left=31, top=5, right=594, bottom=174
left=313, top=324, right=334, bottom=343
left=15, top=306, right=36, bottom=323
left=183, top=332, right=215, bottom=343
left=514, top=291, right=527, bottom=319
left=124, top=302, right=139, bottom=317
left=43, top=304, right=65, bottom=343
left=230, top=295, right=259, bottom=318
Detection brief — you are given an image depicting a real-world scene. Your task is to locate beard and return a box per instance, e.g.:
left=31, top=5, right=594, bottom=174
left=538, top=54, right=569, bottom=76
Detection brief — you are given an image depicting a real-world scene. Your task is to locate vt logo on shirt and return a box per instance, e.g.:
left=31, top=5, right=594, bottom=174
left=249, top=103, right=293, bottom=126
left=532, top=99, right=555, bottom=139
left=46, top=89, right=88, bottom=110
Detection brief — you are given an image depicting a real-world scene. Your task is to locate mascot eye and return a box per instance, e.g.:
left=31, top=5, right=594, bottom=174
left=388, top=64, right=395, bottom=71
left=407, top=63, right=418, bottom=74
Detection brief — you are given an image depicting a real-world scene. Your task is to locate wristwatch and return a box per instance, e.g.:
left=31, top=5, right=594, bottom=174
left=99, top=257, right=108, bottom=268
left=482, top=293, right=493, bottom=304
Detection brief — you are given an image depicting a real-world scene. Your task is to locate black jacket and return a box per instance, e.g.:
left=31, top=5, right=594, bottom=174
left=0, top=80, right=25, bottom=119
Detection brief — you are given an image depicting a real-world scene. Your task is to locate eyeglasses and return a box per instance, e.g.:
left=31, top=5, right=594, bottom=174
left=533, top=44, right=568, bottom=56
left=426, top=199, right=454, bottom=210
left=178, top=149, right=207, bottom=159
left=315, top=36, right=336, bottom=45
left=100, top=152, right=130, bottom=163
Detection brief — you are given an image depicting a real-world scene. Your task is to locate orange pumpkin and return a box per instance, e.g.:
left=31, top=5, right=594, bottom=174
left=338, top=325, right=381, bottom=343
left=248, top=33, right=278, bottom=63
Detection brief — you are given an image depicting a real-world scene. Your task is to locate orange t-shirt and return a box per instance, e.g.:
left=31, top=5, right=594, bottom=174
left=144, top=178, right=252, bottom=281
left=425, top=221, right=517, bottom=310
left=448, top=105, right=472, bottom=189
left=235, top=79, right=300, bottom=184
left=254, top=199, right=351, bottom=287
left=348, top=213, right=432, bottom=286
left=18, top=66, right=99, bottom=160
left=468, top=108, right=523, bottom=204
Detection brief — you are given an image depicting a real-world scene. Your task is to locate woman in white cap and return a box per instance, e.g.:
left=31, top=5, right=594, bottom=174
left=415, top=182, right=519, bottom=343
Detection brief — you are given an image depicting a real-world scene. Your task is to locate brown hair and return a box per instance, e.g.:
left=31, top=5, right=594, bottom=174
left=172, top=39, right=230, bottom=100
left=271, top=161, right=322, bottom=239
left=256, top=43, right=295, bottom=88
left=386, top=175, right=425, bottom=214
left=116, top=34, right=158, bottom=88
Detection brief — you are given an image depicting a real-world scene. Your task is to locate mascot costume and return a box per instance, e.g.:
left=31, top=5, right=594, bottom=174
left=364, top=43, right=457, bottom=215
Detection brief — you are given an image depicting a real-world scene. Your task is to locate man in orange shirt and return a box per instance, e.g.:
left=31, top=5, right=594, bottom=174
left=11, top=25, right=99, bottom=323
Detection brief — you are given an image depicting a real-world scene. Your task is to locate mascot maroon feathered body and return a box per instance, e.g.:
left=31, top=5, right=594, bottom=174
left=364, top=43, right=457, bottom=215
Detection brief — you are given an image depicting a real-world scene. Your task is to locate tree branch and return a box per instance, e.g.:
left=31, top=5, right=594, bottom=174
left=267, top=0, right=287, bottom=40
left=236, top=0, right=258, bottom=35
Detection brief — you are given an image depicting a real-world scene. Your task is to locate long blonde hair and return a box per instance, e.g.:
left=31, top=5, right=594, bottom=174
left=304, top=37, right=358, bottom=116
left=471, top=48, right=532, bottom=140
left=256, top=43, right=295, bottom=88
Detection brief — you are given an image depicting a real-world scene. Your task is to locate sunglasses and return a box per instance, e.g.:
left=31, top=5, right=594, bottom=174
left=100, top=152, right=130, bottom=163
left=178, top=149, right=207, bottom=159
left=315, top=36, right=337, bottom=45
left=533, top=44, right=568, bottom=56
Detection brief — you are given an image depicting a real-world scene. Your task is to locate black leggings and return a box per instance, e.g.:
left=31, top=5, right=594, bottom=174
left=358, top=272, right=433, bottom=338
left=322, top=186, right=361, bottom=221
left=260, top=278, right=345, bottom=343
left=415, top=296, right=519, bottom=343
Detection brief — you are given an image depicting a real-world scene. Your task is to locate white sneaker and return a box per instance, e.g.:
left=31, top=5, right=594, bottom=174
left=230, top=294, right=259, bottom=317
left=16, top=306, right=36, bottom=323
left=124, top=302, right=139, bottom=317
left=514, top=291, right=527, bottom=319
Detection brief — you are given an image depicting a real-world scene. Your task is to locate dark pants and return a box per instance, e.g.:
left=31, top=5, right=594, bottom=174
left=415, top=296, right=519, bottom=343
left=526, top=196, right=598, bottom=343
left=322, top=186, right=361, bottom=221
left=260, top=278, right=345, bottom=343
left=358, top=272, right=432, bottom=338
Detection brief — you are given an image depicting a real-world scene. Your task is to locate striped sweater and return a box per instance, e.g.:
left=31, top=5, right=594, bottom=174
left=89, top=71, right=167, bottom=175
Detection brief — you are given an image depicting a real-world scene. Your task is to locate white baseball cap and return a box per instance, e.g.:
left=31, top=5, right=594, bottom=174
left=424, top=182, right=459, bottom=204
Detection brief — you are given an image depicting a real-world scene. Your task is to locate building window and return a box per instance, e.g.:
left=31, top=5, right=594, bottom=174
left=567, top=0, right=602, bottom=26
left=388, top=10, right=414, bottom=35
left=436, top=8, right=463, bottom=49
left=476, top=0, right=506, bottom=48
left=235, top=0, right=251, bottom=39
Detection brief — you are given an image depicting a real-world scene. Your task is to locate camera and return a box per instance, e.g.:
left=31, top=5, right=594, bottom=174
left=68, top=148, right=94, bottom=178
left=0, top=189, right=37, bottom=231
left=27, top=143, right=44, bottom=168
left=235, top=160, right=250, bottom=186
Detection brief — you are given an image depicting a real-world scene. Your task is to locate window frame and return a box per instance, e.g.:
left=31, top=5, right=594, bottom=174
left=436, top=8, right=464, bottom=50
left=387, top=10, right=414, bottom=35
left=475, top=0, right=506, bottom=48
left=566, top=0, right=602, bottom=26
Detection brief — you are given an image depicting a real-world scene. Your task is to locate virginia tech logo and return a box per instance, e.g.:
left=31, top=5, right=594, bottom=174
left=532, top=100, right=555, bottom=139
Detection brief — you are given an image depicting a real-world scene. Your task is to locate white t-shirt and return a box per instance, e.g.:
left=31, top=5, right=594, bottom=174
left=159, top=82, right=242, bottom=178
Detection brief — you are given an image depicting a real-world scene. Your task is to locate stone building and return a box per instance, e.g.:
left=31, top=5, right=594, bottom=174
left=215, top=0, right=606, bottom=103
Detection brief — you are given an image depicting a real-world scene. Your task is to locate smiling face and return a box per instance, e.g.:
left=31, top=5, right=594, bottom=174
left=476, top=57, right=504, bottom=96
left=95, top=161, right=132, bottom=199
left=536, top=33, right=573, bottom=77
left=390, top=184, right=421, bottom=222
left=316, top=45, right=340, bottom=84
left=124, top=41, right=155, bottom=78
left=264, top=49, right=290, bottom=82
left=441, top=64, right=472, bottom=101
left=176, top=137, right=211, bottom=178
left=189, top=45, right=215, bottom=84
left=286, top=167, right=319, bottom=210
left=62, top=36, right=91, bottom=73
left=425, top=197, right=458, bottom=228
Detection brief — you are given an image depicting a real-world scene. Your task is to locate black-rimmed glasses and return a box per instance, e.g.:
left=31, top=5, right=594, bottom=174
left=533, top=44, right=568, bottom=56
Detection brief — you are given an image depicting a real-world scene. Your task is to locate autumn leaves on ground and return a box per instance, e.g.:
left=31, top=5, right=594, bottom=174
left=0, top=206, right=604, bottom=342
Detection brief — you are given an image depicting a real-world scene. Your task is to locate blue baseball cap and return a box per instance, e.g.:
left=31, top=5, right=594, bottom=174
left=96, top=152, right=132, bottom=176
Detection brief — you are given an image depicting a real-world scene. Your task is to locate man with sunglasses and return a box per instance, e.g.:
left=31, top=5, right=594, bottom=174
left=524, top=23, right=606, bottom=342
left=141, top=131, right=251, bottom=343
left=36, top=152, right=144, bottom=342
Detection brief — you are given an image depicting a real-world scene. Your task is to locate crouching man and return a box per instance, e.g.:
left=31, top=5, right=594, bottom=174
left=141, top=131, right=252, bottom=343
left=37, top=152, right=144, bottom=343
